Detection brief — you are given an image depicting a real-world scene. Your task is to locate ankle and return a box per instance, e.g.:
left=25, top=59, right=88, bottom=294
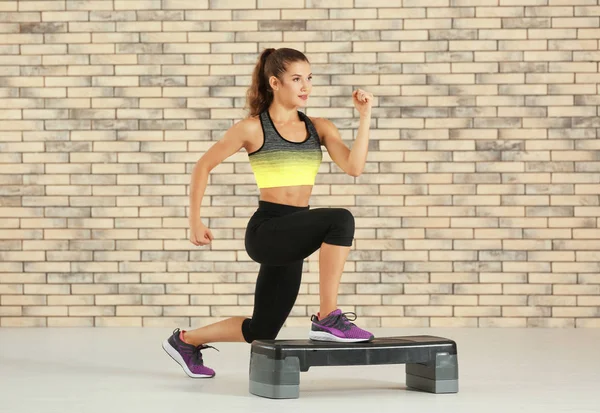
left=180, top=330, right=196, bottom=345
left=318, top=308, right=336, bottom=320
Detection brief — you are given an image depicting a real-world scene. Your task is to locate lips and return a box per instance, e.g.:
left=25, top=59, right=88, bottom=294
left=299, top=95, right=308, bottom=100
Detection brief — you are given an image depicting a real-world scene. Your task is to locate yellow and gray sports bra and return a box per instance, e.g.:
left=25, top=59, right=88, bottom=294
left=248, top=110, right=323, bottom=189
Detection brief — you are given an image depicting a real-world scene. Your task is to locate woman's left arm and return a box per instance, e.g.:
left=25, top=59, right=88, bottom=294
left=314, top=89, right=374, bottom=177
left=347, top=89, right=374, bottom=176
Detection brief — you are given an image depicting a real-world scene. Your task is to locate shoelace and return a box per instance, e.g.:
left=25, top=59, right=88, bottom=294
left=193, top=344, right=219, bottom=364
left=334, top=311, right=358, bottom=331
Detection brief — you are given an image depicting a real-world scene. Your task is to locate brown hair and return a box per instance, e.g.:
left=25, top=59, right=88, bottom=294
left=245, top=47, right=310, bottom=117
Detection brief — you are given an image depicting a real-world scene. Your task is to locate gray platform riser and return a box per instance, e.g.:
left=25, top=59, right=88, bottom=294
left=250, top=353, right=301, bottom=385
left=406, top=374, right=459, bottom=394
left=249, top=381, right=299, bottom=399
left=406, top=354, right=459, bottom=380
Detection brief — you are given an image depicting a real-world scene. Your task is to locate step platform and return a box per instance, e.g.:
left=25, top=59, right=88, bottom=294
left=249, top=335, right=458, bottom=399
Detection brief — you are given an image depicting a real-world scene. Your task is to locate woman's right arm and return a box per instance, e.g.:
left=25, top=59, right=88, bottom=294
left=189, top=119, right=251, bottom=225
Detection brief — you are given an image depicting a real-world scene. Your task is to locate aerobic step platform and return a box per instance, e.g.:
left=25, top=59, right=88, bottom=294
left=249, top=335, right=458, bottom=399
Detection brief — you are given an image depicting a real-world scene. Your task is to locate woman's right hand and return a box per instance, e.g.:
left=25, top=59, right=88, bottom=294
left=190, top=220, right=214, bottom=246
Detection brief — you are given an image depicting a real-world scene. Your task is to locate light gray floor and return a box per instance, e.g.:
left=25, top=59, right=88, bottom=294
left=1, top=327, right=599, bottom=413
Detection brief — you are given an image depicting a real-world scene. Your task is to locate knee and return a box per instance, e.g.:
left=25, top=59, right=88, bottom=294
left=331, top=208, right=355, bottom=235
left=322, top=208, right=355, bottom=247
left=242, top=318, right=282, bottom=343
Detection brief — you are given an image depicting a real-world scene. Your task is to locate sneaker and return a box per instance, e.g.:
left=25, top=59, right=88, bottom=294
left=162, top=328, right=218, bottom=378
left=309, top=309, right=374, bottom=343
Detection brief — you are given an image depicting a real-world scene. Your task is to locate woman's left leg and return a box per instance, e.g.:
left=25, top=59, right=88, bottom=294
left=181, top=260, right=303, bottom=346
left=241, top=259, right=304, bottom=343
left=318, top=242, right=351, bottom=320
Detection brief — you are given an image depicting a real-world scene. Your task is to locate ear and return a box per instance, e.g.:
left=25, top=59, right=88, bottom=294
left=268, top=75, right=279, bottom=91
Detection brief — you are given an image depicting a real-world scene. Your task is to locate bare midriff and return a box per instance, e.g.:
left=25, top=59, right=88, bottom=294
left=259, top=185, right=313, bottom=207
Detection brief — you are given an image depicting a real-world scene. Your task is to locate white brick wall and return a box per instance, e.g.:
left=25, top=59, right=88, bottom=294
left=0, top=0, right=599, bottom=328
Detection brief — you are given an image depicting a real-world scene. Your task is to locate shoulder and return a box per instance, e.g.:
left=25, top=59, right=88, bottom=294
left=308, top=116, right=338, bottom=145
left=227, top=115, right=261, bottom=144
left=236, top=114, right=262, bottom=133
left=219, top=114, right=264, bottom=154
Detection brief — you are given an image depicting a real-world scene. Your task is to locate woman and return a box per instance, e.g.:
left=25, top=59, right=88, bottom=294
left=163, top=48, right=375, bottom=379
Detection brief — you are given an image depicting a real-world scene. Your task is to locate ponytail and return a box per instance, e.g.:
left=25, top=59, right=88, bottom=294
left=245, top=47, right=310, bottom=118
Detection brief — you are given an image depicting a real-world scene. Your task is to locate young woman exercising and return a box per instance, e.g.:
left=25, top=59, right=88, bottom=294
left=163, top=48, right=374, bottom=378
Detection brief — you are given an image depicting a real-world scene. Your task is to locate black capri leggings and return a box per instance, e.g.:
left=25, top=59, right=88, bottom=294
left=241, top=200, right=355, bottom=343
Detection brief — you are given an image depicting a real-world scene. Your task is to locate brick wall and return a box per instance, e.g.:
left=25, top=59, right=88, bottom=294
left=1, top=0, right=599, bottom=328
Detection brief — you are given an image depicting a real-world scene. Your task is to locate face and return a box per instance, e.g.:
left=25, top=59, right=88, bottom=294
left=270, top=60, right=312, bottom=108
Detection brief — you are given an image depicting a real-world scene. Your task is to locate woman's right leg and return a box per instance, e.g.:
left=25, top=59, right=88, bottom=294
left=244, top=205, right=373, bottom=343
left=245, top=206, right=356, bottom=319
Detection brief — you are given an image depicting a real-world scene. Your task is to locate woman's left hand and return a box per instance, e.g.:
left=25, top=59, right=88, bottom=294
left=352, top=89, right=374, bottom=117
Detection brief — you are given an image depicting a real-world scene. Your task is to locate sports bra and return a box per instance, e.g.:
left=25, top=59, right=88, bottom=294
left=247, top=110, right=323, bottom=189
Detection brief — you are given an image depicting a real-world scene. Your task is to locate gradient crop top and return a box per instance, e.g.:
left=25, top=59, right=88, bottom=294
left=247, top=110, right=323, bottom=189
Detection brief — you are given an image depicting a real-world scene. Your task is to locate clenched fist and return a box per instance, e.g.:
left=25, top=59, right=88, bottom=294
left=352, top=88, right=374, bottom=117
left=190, top=220, right=214, bottom=246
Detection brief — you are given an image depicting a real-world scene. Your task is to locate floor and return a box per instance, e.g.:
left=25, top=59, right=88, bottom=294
left=0, top=327, right=599, bottom=413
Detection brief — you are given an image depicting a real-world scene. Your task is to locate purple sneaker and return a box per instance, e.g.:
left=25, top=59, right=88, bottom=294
left=309, top=309, right=374, bottom=343
left=162, top=328, right=218, bottom=378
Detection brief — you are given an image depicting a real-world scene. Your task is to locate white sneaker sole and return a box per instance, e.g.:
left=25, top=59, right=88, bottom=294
left=309, top=330, right=373, bottom=343
left=162, top=339, right=214, bottom=378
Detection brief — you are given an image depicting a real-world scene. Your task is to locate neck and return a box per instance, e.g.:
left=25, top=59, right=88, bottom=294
left=268, top=102, right=300, bottom=124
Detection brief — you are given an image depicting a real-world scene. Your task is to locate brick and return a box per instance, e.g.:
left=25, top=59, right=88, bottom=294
left=549, top=40, right=597, bottom=50
left=578, top=29, right=600, bottom=39
left=381, top=317, right=429, bottom=328
left=0, top=12, right=41, bottom=22
left=529, top=318, right=576, bottom=328
left=504, top=307, right=551, bottom=317
left=163, top=0, right=209, bottom=8
left=553, top=307, right=599, bottom=317
left=480, top=318, right=527, bottom=327
left=526, top=7, right=573, bottom=17
left=0, top=3, right=17, bottom=11
left=95, top=317, right=142, bottom=327
left=114, top=0, right=161, bottom=10
left=404, top=19, right=452, bottom=30
left=433, top=318, right=479, bottom=327
left=1, top=317, right=46, bottom=327
left=479, top=29, right=527, bottom=40
left=454, top=18, right=502, bottom=29
left=456, top=306, right=501, bottom=317
left=116, top=306, right=163, bottom=317
left=553, top=17, right=599, bottom=28
left=163, top=306, right=211, bottom=316
left=449, top=40, right=497, bottom=51
left=23, top=306, right=68, bottom=317
left=48, top=317, right=94, bottom=327
left=2, top=295, right=46, bottom=306
left=0, top=307, right=22, bottom=316
left=65, top=1, right=109, bottom=10
left=19, top=2, right=65, bottom=12
left=42, top=11, right=88, bottom=21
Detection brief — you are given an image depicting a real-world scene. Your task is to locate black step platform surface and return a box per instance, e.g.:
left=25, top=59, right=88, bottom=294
left=249, top=335, right=459, bottom=399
